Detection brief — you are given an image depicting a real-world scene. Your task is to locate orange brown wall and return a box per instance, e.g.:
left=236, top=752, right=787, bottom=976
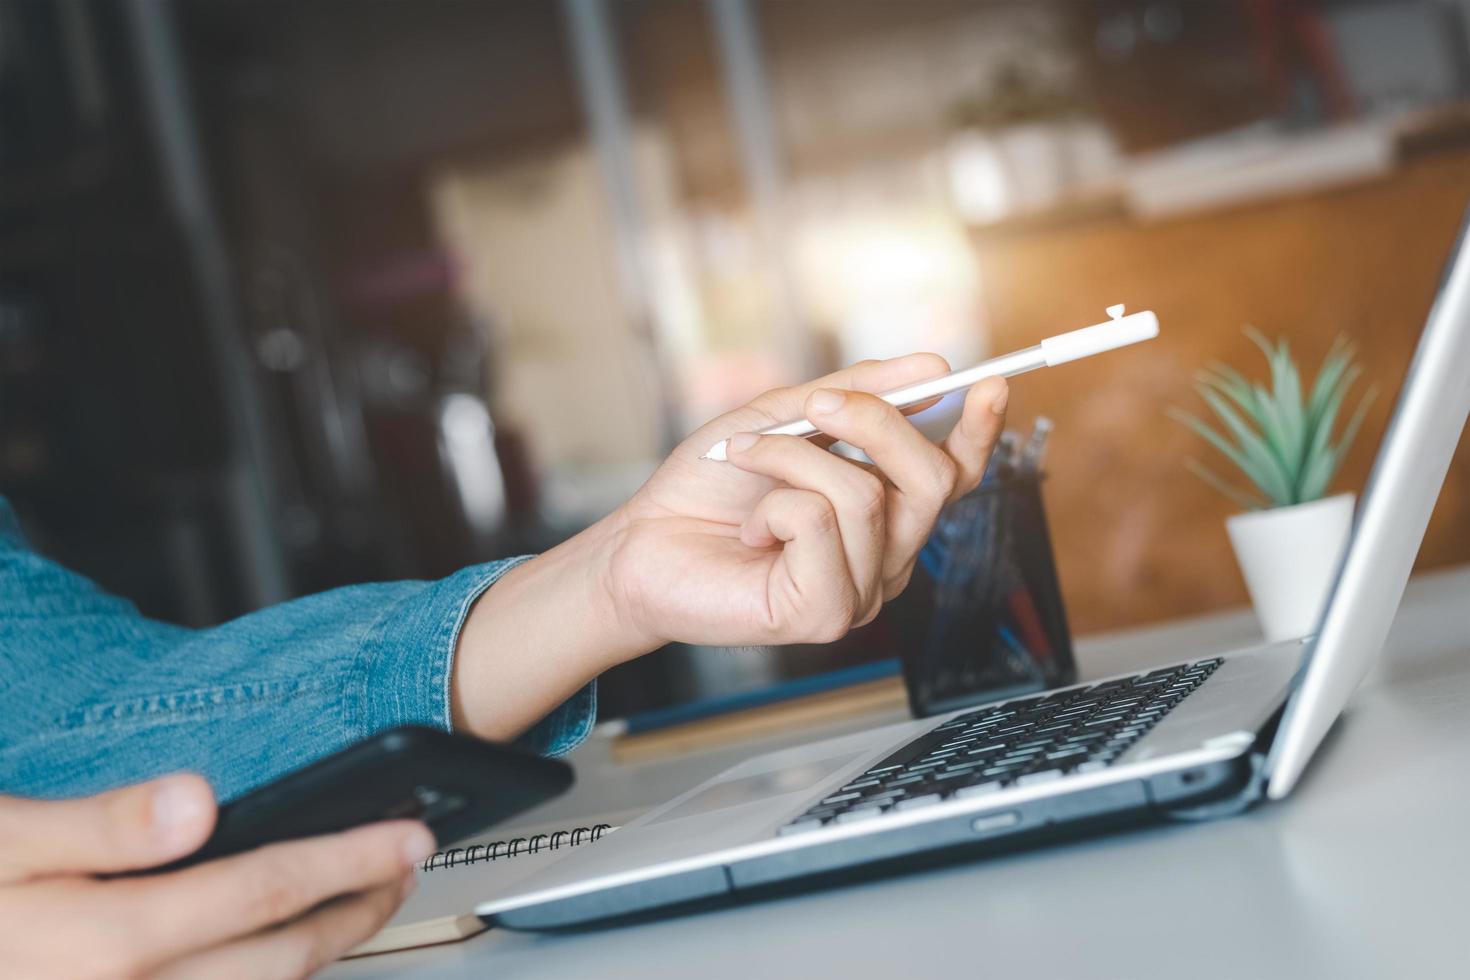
left=970, top=149, right=1470, bottom=634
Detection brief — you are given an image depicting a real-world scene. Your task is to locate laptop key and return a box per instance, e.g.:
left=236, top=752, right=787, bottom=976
left=1003, top=696, right=1047, bottom=710
left=933, top=765, right=988, bottom=781
left=1049, top=707, right=1093, bottom=721
left=1011, top=736, right=1054, bottom=751
left=835, top=806, right=885, bottom=824
left=966, top=741, right=1008, bottom=755
left=1016, top=769, right=1066, bottom=787
left=821, top=791, right=862, bottom=805
left=955, top=781, right=1004, bottom=799
left=1045, top=746, right=1089, bottom=761
left=895, top=793, right=943, bottom=811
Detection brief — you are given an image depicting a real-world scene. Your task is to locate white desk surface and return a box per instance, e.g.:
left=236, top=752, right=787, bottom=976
left=329, top=566, right=1470, bottom=980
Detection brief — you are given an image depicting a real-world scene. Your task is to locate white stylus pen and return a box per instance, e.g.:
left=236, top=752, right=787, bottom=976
left=700, top=304, right=1160, bottom=461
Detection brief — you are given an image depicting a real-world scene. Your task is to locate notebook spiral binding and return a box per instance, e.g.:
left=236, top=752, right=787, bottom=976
left=421, top=823, right=614, bottom=872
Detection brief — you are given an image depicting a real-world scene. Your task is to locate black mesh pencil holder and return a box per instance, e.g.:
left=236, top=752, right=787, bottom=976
left=886, top=468, right=1076, bottom=718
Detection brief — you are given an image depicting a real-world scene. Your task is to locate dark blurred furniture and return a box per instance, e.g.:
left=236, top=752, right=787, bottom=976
left=1, top=0, right=244, bottom=622
left=0, top=1, right=557, bottom=624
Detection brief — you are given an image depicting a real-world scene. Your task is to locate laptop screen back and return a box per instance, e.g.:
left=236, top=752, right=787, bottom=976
left=1264, top=208, right=1470, bottom=799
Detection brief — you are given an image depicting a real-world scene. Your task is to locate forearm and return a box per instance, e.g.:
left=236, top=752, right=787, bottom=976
left=450, top=509, right=652, bottom=740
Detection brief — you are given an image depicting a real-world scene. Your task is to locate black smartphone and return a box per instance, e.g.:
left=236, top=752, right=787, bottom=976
left=167, top=727, right=573, bottom=870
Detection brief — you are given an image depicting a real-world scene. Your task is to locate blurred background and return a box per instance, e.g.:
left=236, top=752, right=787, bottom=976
left=3, top=0, right=1468, bottom=719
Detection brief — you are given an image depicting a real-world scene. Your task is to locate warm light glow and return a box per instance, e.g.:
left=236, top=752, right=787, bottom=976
left=793, top=206, right=985, bottom=366
left=946, top=132, right=1013, bottom=224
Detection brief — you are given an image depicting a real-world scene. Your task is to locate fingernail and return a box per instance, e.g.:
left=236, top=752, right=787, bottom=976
left=728, top=431, right=759, bottom=454
left=810, top=388, right=845, bottom=414
left=990, top=383, right=1009, bottom=415
left=151, top=778, right=209, bottom=845
left=402, top=826, right=437, bottom=867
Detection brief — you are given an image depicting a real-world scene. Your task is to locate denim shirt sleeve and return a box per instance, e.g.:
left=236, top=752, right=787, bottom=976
left=0, top=497, right=595, bottom=801
left=361, top=557, right=597, bottom=759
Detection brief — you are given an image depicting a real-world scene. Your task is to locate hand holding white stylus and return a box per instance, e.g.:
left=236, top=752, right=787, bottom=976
left=459, top=307, right=1159, bottom=719
left=700, top=305, right=1159, bottom=461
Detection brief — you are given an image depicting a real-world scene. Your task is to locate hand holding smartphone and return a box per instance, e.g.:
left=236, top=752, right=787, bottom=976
left=163, top=727, right=573, bottom=870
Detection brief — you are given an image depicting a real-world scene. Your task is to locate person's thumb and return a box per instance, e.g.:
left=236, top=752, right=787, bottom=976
left=0, top=773, right=215, bottom=882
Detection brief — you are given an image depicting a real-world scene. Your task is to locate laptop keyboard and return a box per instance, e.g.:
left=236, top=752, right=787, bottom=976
left=779, top=658, right=1223, bottom=835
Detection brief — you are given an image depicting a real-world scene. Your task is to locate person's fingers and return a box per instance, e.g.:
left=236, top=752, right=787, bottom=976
left=739, top=487, right=861, bottom=643
left=152, top=875, right=411, bottom=980
left=710, top=353, right=952, bottom=440
left=726, top=431, right=886, bottom=616
left=803, top=387, right=960, bottom=592
left=107, top=819, right=434, bottom=970
left=0, top=773, right=215, bottom=882
left=942, top=377, right=1009, bottom=503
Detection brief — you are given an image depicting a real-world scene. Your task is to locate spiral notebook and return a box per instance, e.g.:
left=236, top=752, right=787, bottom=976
left=348, top=818, right=622, bottom=957
left=421, top=822, right=614, bottom=870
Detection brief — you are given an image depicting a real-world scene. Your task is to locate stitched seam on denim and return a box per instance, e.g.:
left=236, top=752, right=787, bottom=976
left=540, top=684, right=598, bottom=757
left=351, top=559, right=532, bottom=741
left=53, top=677, right=334, bottom=731
left=14, top=686, right=337, bottom=756
left=352, top=584, right=427, bottom=742
left=430, top=580, right=464, bottom=733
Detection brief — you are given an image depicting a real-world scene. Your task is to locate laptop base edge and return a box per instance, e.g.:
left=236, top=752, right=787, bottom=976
left=489, top=749, right=1259, bottom=933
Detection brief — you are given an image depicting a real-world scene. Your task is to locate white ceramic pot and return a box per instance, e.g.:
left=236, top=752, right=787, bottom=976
left=1226, top=493, right=1356, bottom=643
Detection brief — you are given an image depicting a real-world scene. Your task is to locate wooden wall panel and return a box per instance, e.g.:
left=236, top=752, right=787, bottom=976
left=970, top=150, right=1470, bottom=633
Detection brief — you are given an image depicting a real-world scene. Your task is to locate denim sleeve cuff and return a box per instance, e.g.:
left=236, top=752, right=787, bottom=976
left=357, top=555, right=597, bottom=758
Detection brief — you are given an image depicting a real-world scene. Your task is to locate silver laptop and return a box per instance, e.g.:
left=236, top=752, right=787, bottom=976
left=479, top=209, right=1470, bottom=931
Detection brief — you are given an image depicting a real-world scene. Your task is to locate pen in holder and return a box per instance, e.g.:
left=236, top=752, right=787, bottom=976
left=887, top=422, right=1076, bottom=717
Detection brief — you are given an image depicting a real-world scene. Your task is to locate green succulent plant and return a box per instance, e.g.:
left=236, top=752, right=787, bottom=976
left=1168, top=329, right=1376, bottom=511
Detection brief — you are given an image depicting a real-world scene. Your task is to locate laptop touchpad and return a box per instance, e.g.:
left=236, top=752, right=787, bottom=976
left=647, top=751, right=864, bottom=825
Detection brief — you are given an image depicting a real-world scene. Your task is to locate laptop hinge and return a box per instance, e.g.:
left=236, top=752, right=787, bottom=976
left=1157, top=751, right=1268, bottom=822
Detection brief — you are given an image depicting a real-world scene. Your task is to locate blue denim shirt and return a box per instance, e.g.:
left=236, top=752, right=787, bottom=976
left=0, top=497, right=595, bottom=801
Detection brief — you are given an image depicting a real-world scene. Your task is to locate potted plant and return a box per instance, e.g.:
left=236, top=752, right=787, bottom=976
left=1170, top=331, right=1376, bottom=642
